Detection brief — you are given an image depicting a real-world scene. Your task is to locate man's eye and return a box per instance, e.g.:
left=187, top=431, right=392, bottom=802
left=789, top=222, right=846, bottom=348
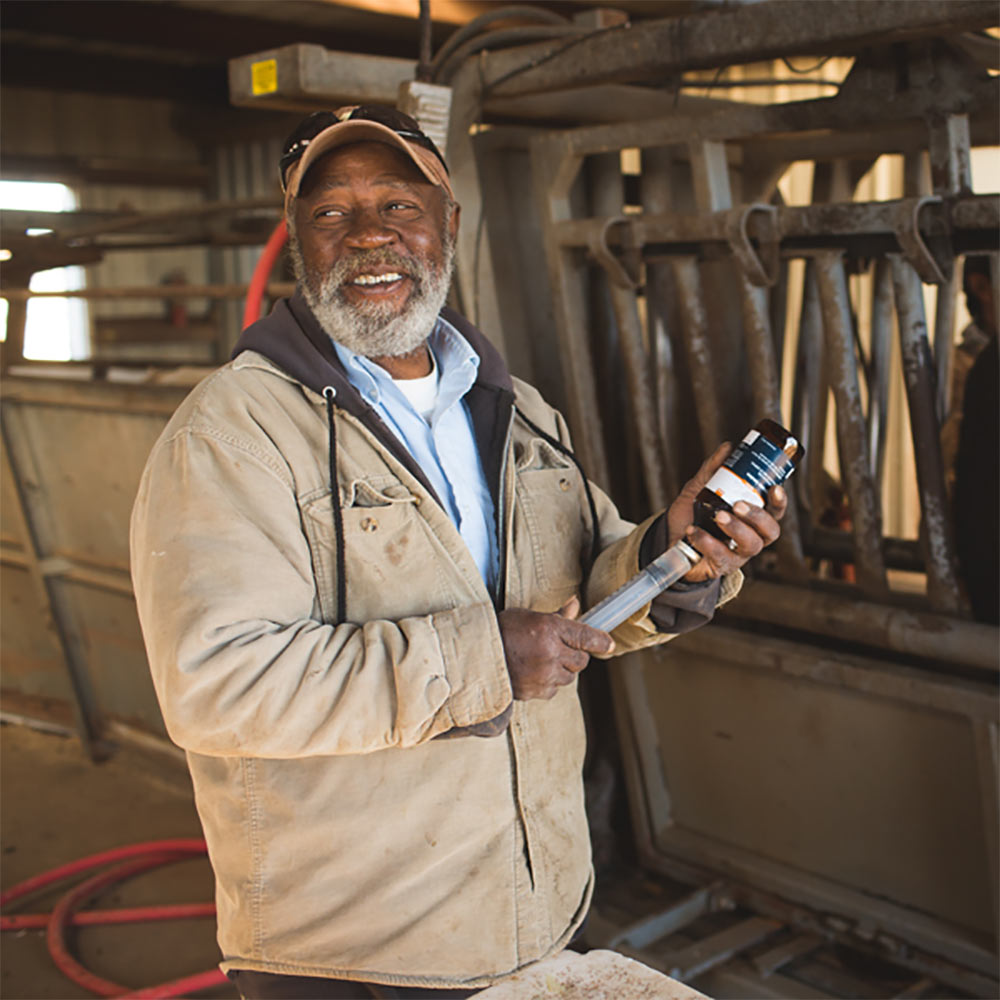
left=386, top=201, right=417, bottom=212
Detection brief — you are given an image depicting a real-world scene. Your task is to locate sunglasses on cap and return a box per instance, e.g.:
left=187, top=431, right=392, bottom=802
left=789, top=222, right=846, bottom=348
left=278, top=106, right=450, bottom=192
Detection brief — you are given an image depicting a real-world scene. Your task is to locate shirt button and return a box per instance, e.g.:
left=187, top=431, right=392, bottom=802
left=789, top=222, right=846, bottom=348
left=360, top=517, right=378, bottom=532
left=559, top=478, right=571, bottom=491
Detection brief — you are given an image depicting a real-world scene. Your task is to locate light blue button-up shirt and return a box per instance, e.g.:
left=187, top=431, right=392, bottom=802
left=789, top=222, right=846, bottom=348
left=333, top=319, right=498, bottom=590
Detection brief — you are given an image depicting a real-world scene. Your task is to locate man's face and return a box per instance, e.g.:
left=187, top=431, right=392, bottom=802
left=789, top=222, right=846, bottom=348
left=289, top=141, right=460, bottom=358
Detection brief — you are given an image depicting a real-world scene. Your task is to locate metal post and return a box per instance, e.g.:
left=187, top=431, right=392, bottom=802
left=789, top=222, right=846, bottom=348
left=670, top=256, right=724, bottom=453
left=0, top=414, right=106, bottom=759
left=530, top=135, right=612, bottom=489
left=888, top=254, right=963, bottom=613
left=933, top=268, right=959, bottom=423
left=812, top=251, right=889, bottom=597
left=792, top=259, right=828, bottom=519
left=738, top=274, right=808, bottom=574
left=868, top=257, right=894, bottom=487
left=641, top=146, right=681, bottom=500
left=590, top=153, right=670, bottom=512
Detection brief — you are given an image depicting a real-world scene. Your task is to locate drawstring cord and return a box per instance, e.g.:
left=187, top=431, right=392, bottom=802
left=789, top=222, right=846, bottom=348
left=323, top=387, right=348, bottom=624
left=513, top=406, right=600, bottom=570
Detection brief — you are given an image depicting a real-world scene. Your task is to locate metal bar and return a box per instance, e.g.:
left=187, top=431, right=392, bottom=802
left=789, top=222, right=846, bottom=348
left=670, top=257, right=723, bottom=453
left=738, top=274, right=808, bottom=575
left=590, top=155, right=670, bottom=511
left=478, top=1, right=997, bottom=98
left=640, top=146, right=681, bottom=500
left=721, top=580, right=997, bottom=673
left=812, top=251, right=888, bottom=597
left=552, top=195, right=1000, bottom=252
left=0, top=412, right=104, bottom=758
left=697, top=958, right=837, bottom=1000
left=792, top=260, right=827, bottom=518
left=752, top=933, right=824, bottom=977
left=868, top=258, right=894, bottom=488
left=888, top=254, right=963, bottom=613
left=663, top=916, right=783, bottom=981
left=1, top=282, right=295, bottom=302
left=674, top=624, right=997, bottom=720
left=610, top=884, right=719, bottom=950
left=927, top=113, right=974, bottom=197
left=933, top=268, right=959, bottom=423
left=529, top=135, right=611, bottom=490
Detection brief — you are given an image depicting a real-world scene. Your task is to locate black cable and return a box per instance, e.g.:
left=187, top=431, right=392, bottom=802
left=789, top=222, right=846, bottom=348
left=482, top=20, right=632, bottom=96
left=780, top=54, right=833, bottom=75
left=435, top=25, right=583, bottom=85
left=429, top=4, right=568, bottom=82
left=324, top=386, right=347, bottom=624
left=514, top=406, right=601, bottom=570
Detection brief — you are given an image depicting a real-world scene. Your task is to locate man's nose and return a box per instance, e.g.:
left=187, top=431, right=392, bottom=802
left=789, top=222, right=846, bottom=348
left=344, top=207, right=396, bottom=248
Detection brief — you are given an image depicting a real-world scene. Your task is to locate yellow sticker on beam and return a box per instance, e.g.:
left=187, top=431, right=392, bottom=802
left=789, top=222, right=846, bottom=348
left=251, top=59, right=278, bottom=96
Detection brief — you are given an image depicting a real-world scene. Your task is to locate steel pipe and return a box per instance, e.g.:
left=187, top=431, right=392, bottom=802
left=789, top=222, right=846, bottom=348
left=812, top=251, right=888, bottom=597
left=670, top=256, right=723, bottom=454
left=738, top=273, right=807, bottom=574
left=888, top=254, right=963, bottom=613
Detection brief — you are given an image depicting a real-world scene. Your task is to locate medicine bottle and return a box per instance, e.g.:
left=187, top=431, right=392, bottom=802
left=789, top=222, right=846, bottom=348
left=694, top=418, right=803, bottom=542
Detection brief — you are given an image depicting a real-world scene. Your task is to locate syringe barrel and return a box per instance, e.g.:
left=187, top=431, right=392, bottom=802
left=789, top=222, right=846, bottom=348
left=579, top=540, right=699, bottom=633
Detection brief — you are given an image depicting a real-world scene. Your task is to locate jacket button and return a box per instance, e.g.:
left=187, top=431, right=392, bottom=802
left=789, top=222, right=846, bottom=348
left=360, top=517, right=378, bottom=532
left=559, top=478, right=571, bottom=491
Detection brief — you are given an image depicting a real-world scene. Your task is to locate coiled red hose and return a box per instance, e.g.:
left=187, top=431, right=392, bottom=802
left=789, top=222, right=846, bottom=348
left=1, top=839, right=227, bottom=999
left=242, top=219, right=288, bottom=330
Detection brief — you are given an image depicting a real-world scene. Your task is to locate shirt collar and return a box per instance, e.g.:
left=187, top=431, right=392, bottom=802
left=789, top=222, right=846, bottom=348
left=332, top=317, right=480, bottom=408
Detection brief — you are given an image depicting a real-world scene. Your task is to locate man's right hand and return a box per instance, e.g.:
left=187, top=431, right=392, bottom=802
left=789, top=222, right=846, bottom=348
left=498, top=597, right=614, bottom=701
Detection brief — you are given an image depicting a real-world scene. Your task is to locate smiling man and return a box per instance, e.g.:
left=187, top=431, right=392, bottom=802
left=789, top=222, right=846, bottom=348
left=131, top=106, right=785, bottom=1000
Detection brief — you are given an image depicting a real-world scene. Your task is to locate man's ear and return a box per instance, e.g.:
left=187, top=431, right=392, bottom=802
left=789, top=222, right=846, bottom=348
left=448, top=201, right=461, bottom=243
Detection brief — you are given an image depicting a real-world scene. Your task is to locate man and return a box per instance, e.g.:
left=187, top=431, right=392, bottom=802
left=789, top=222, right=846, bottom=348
left=940, top=254, right=995, bottom=494
left=131, top=106, right=785, bottom=999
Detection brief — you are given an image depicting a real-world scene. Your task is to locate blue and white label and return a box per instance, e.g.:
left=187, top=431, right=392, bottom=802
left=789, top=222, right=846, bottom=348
left=704, top=428, right=797, bottom=508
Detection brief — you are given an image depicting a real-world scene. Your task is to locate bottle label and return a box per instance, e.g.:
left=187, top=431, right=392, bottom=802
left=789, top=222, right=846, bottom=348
left=704, top=428, right=797, bottom=508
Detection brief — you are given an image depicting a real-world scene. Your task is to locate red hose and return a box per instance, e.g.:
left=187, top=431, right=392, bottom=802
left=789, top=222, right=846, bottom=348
left=1, top=839, right=227, bottom=998
left=242, top=219, right=288, bottom=330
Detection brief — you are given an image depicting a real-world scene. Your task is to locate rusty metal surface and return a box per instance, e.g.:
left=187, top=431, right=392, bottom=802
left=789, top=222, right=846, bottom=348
left=669, top=257, right=724, bottom=453
left=813, top=251, right=888, bottom=598
left=888, top=255, right=964, bottom=614
left=867, top=258, right=893, bottom=487
left=737, top=275, right=808, bottom=575
left=0, top=377, right=189, bottom=742
left=722, top=580, right=997, bottom=672
left=478, top=1, right=998, bottom=98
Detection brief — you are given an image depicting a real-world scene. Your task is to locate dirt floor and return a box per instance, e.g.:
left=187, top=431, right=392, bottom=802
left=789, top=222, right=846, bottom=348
left=0, top=720, right=236, bottom=1000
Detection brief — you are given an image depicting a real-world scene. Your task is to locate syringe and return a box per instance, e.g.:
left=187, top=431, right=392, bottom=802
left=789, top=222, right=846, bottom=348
left=579, top=538, right=702, bottom=633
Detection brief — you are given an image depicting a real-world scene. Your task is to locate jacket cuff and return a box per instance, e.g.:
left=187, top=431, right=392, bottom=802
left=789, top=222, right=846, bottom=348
left=431, top=602, right=513, bottom=729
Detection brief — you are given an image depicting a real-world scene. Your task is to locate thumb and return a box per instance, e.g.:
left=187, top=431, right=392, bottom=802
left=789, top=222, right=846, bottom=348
left=559, top=595, right=581, bottom=620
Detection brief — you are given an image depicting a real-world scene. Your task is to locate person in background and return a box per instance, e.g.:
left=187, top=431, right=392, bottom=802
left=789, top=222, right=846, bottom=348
left=940, top=254, right=995, bottom=494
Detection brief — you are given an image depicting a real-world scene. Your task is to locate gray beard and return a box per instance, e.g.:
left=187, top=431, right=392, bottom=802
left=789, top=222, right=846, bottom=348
left=290, top=229, right=455, bottom=359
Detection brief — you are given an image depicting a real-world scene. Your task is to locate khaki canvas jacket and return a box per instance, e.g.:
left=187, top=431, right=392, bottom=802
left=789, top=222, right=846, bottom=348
left=130, top=295, right=740, bottom=989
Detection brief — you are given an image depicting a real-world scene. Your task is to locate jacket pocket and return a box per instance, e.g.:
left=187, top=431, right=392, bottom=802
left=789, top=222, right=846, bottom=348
left=513, top=439, right=588, bottom=605
left=302, top=478, right=447, bottom=623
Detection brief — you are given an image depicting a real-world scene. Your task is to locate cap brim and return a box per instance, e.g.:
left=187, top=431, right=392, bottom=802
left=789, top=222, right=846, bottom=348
left=283, top=119, right=453, bottom=214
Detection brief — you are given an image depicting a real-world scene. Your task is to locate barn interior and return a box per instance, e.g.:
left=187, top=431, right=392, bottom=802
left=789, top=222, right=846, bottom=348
left=1, top=1, right=998, bottom=998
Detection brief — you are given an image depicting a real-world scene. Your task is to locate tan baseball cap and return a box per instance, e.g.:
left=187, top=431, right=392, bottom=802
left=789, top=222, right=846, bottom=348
left=280, top=106, right=454, bottom=215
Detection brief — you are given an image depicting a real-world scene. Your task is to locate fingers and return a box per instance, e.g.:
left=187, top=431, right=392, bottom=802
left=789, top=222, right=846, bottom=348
left=766, top=483, right=789, bottom=521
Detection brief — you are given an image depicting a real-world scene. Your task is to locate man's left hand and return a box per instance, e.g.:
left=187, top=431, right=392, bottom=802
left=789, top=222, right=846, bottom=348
left=667, top=442, right=787, bottom=584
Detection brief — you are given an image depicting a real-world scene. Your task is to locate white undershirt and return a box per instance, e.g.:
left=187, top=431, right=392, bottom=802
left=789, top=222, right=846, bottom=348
left=391, top=353, right=439, bottom=423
